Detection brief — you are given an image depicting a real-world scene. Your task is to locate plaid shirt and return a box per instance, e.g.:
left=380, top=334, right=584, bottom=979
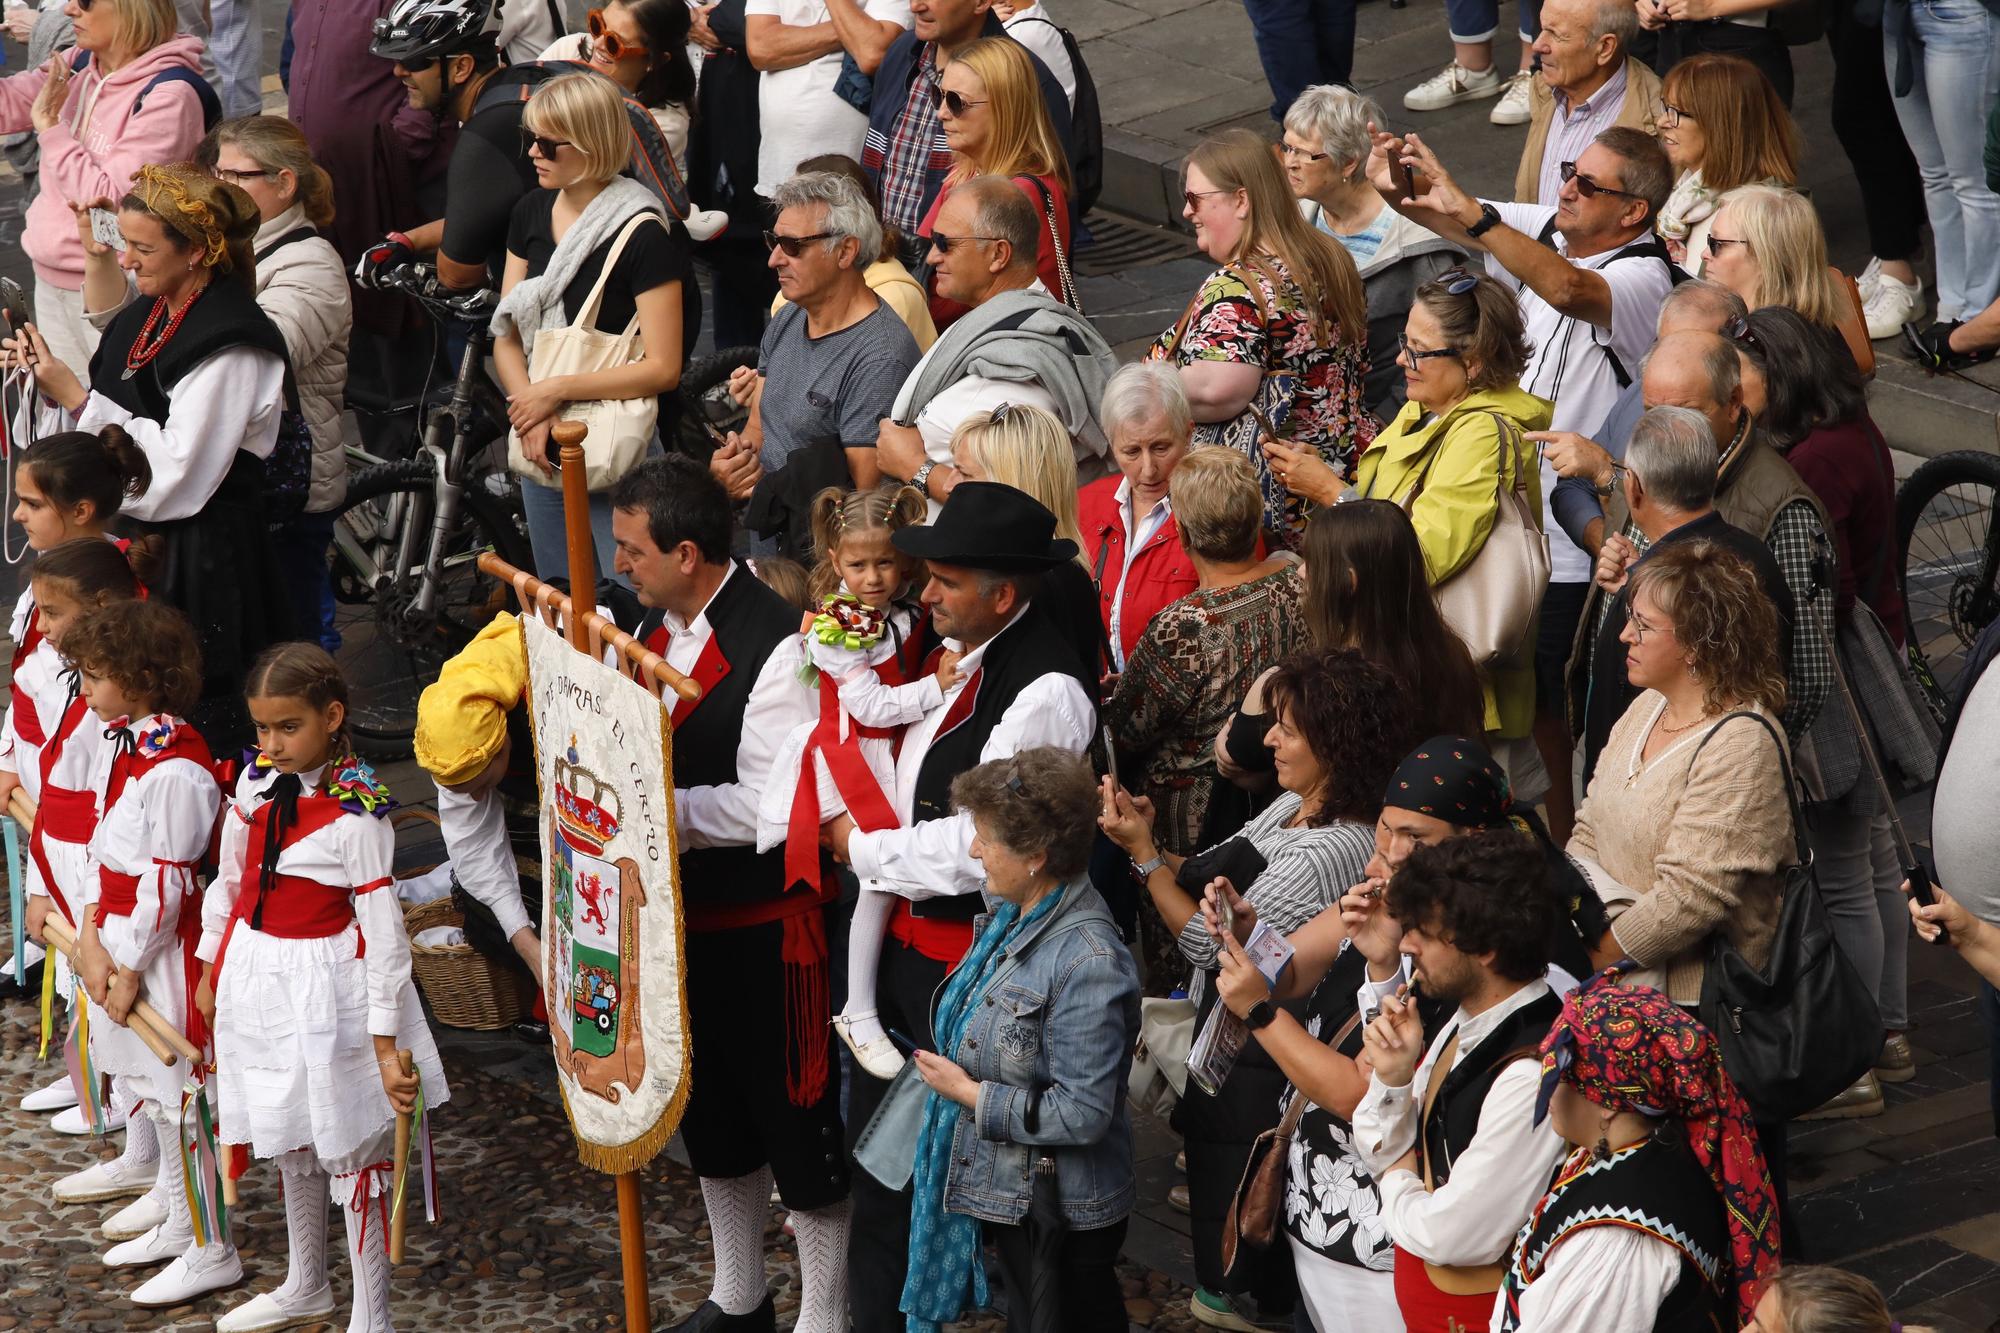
left=873, top=44, right=947, bottom=236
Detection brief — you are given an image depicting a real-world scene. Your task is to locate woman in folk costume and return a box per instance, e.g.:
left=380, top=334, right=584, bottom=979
left=1495, top=972, right=1781, bottom=1332
left=68, top=598, right=243, bottom=1307
left=755, top=483, right=960, bottom=1080
left=197, top=643, right=448, bottom=1333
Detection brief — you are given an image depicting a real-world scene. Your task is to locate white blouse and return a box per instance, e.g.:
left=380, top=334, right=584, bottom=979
left=84, top=713, right=220, bottom=974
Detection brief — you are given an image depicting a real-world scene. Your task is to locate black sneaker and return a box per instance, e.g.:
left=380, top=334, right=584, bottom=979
left=1905, top=320, right=1997, bottom=373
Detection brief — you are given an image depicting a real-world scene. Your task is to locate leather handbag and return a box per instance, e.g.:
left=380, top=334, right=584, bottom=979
left=1693, top=710, right=1882, bottom=1123
left=1219, top=1009, right=1361, bottom=1275
left=1128, top=995, right=1196, bottom=1118
left=1395, top=409, right=1551, bottom=666
left=507, top=211, right=662, bottom=492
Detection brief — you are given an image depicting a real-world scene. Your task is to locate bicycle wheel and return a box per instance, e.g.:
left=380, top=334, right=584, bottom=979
left=1897, top=448, right=2000, bottom=701
left=329, top=459, right=532, bottom=759
left=671, top=344, right=759, bottom=457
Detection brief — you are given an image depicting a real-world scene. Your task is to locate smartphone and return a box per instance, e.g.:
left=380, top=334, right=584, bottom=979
left=1101, top=725, right=1119, bottom=790
left=89, top=206, right=126, bottom=253
left=1393, top=153, right=1415, bottom=201
left=0, top=277, right=28, bottom=338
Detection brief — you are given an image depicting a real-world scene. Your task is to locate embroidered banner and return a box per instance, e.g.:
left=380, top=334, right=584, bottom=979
left=521, top=613, right=690, bottom=1173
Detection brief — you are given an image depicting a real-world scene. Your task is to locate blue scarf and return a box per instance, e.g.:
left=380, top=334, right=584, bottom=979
left=900, top=888, right=1064, bottom=1331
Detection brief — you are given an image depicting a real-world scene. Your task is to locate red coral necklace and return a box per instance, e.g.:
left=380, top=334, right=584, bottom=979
left=122, top=282, right=207, bottom=381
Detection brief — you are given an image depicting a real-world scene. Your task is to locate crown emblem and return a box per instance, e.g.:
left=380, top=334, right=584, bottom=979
left=553, top=735, right=621, bottom=855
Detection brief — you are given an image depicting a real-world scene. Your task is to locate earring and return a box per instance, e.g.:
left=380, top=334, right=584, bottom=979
left=1592, top=1133, right=1612, bottom=1162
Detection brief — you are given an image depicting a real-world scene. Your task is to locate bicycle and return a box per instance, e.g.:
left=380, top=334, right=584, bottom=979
left=328, top=263, right=531, bottom=758
left=1896, top=449, right=2000, bottom=707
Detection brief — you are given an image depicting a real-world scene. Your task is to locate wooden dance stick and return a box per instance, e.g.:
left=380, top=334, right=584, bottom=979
left=39, top=915, right=194, bottom=1066
left=389, top=1049, right=416, bottom=1263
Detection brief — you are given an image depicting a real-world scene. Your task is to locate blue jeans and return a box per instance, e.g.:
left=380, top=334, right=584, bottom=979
left=1983, top=981, right=1999, bottom=1138
left=520, top=473, right=629, bottom=592
left=270, top=509, right=340, bottom=653
left=1885, top=0, right=2000, bottom=321
left=208, top=0, right=264, bottom=118
left=1442, top=0, right=1542, bottom=46
left=1242, top=0, right=1358, bottom=119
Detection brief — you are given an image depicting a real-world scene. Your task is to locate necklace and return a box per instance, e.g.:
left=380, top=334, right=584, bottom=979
left=1655, top=707, right=1709, bottom=736
left=122, top=285, right=206, bottom=381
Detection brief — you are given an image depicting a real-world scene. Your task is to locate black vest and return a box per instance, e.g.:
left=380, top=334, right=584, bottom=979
left=1500, top=1138, right=1728, bottom=1333
left=1421, top=989, right=1563, bottom=1189
left=90, top=275, right=294, bottom=422
left=668, top=568, right=805, bottom=914
left=907, top=602, right=1093, bottom=921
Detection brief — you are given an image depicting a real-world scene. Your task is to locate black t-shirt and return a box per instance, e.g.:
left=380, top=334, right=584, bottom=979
left=505, top=193, right=686, bottom=331
left=441, top=97, right=539, bottom=285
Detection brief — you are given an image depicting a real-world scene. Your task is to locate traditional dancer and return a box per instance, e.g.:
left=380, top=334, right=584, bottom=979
left=756, top=483, right=953, bottom=1079
left=199, top=643, right=447, bottom=1333
left=69, top=599, right=243, bottom=1305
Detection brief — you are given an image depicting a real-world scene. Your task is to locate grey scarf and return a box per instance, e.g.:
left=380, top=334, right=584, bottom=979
left=490, top=176, right=659, bottom=356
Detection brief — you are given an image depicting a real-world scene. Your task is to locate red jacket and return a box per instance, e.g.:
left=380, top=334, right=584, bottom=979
left=1078, top=474, right=1198, bottom=667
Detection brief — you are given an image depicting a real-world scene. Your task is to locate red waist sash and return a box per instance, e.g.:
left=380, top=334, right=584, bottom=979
left=27, top=783, right=97, bottom=924
left=96, top=859, right=207, bottom=1051
left=1392, top=1245, right=1498, bottom=1333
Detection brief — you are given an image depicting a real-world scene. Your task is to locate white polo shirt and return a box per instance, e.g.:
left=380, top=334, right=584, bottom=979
left=1481, top=202, right=1675, bottom=583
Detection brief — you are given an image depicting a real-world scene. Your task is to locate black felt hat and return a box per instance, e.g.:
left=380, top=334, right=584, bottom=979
left=891, top=481, right=1080, bottom=571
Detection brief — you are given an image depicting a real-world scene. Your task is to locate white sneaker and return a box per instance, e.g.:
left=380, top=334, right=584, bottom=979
left=1489, top=70, right=1534, bottom=125
left=1863, top=269, right=1925, bottom=340
left=130, top=1244, right=243, bottom=1307
left=1856, top=255, right=1883, bottom=302
left=21, top=1077, right=79, bottom=1113
left=831, top=1012, right=907, bottom=1081
left=1404, top=62, right=1504, bottom=112
left=102, top=1191, right=169, bottom=1241
left=215, top=1286, right=338, bottom=1332
left=104, top=1222, right=185, bottom=1270
left=52, top=1155, right=154, bottom=1204
left=51, top=1102, right=126, bottom=1135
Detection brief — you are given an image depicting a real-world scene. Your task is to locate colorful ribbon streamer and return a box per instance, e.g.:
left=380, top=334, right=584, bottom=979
left=4, top=814, right=23, bottom=987
left=389, top=1084, right=441, bottom=1235
left=37, top=940, right=56, bottom=1061
left=178, top=1081, right=227, bottom=1247
left=63, top=995, right=107, bottom=1134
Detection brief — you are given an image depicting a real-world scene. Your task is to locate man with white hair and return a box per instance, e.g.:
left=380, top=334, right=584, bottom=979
left=1512, top=0, right=1658, bottom=199
left=715, top=170, right=923, bottom=557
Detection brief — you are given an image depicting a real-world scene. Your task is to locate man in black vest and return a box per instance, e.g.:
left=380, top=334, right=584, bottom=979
left=608, top=457, right=845, bottom=1333
left=1353, top=832, right=1567, bottom=1333
left=819, top=481, right=1096, bottom=1332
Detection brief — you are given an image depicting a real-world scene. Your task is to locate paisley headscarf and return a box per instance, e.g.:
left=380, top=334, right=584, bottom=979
left=1533, top=972, right=1780, bottom=1323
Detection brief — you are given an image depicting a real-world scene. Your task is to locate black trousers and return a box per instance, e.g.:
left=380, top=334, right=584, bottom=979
left=1825, top=0, right=1926, bottom=263
left=845, top=938, right=952, bottom=1332
left=986, top=1215, right=1129, bottom=1333
left=1643, top=22, right=1794, bottom=107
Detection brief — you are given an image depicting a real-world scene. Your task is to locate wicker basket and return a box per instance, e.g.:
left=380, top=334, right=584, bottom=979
left=396, top=809, right=539, bottom=1031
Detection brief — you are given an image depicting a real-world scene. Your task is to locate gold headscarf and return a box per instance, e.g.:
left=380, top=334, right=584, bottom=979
left=128, top=163, right=260, bottom=273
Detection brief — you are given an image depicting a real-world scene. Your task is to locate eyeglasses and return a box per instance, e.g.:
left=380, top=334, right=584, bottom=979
left=1721, top=313, right=1762, bottom=352
left=521, top=129, right=573, bottom=159
left=924, top=230, right=999, bottom=252
left=1005, top=770, right=1028, bottom=798
left=989, top=401, right=1018, bottom=423
left=210, top=167, right=270, bottom=185
left=1706, top=234, right=1747, bottom=258
left=1278, top=142, right=1329, bottom=161
left=586, top=7, right=649, bottom=59
left=1558, top=160, right=1641, bottom=201
left=1398, top=332, right=1460, bottom=363
left=928, top=85, right=988, bottom=116
left=764, top=230, right=833, bottom=256
left=1657, top=101, right=1695, bottom=130
left=1182, top=188, right=1232, bottom=213
left=1432, top=266, right=1480, bottom=296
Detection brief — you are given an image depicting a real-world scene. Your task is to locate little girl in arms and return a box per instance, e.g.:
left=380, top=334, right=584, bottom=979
left=197, top=643, right=449, bottom=1333
left=758, top=484, right=956, bottom=1079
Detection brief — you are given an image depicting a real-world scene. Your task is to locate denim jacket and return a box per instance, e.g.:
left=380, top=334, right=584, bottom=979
left=941, top=878, right=1140, bottom=1230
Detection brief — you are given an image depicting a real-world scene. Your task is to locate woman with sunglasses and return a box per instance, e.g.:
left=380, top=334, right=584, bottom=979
left=538, top=0, right=696, bottom=176
left=190, top=115, right=352, bottom=653
left=1348, top=268, right=1550, bottom=796
left=1699, top=184, right=1873, bottom=377
left=917, top=36, right=1075, bottom=330
left=491, top=73, right=686, bottom=586
left=1653, top=54, right=1798, bottom=272
left=0, top=0, right=208, bottom=383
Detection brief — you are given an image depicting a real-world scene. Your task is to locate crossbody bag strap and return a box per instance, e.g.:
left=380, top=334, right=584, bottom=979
left=1688, top=708, right=1808, bottom=867
left=1416, top=1029, right=1460, bottom=1192
left=571, top=210, right=664, bottom=337
left=1278, top=1006, right=1364, bottom=1136
left=1018, top=174, right=1080, bottom=312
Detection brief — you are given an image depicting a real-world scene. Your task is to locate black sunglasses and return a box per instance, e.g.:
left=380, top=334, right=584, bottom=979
left=521, top=129, right=572, bottom=159
left=1398, top=332, right=1460, bottom=362
left=1706, top=234, right=1747, bottom=258
left=1432, top=266, right=1480, bottom=296
left=1559, top=160, right=1641, bottom=201
left=1721, top=313, right=1762, bottom=351
left=928, top=85, right=988, bottom=116
left=764, top=229, right=833, bottom=256
left=925, top=230, right=999, bottom=252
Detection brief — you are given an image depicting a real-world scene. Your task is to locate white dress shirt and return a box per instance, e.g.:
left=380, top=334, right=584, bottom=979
left=1106, top=477, right=1173, bottom=672
left=1492, top=1221, right=1682, bottom=1332
left=1351, top=979, right=1568, bottom=1267
left=665, top=563, right=819, bottom=849
left=435, top=783, right=532, bottom=941
left=845, top=603, right=1094, bottom=898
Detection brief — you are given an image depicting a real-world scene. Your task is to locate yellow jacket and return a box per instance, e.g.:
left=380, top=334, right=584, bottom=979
left=1354, top=383, right=1554, bottom=735
left=413, top=612, right=527, bottom=786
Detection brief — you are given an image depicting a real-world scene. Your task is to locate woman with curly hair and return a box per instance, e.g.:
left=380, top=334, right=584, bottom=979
left=1567, top=539, right=1793, bottom=1002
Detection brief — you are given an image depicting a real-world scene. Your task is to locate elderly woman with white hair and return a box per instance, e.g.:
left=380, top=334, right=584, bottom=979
left=1079, top=363, right=1200, bottom=673
left=1283, top=84, right=1463, bottom=415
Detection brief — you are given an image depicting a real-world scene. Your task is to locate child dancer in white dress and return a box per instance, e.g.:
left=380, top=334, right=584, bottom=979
left=757, top=485, right=958, bottom=1079
left=199, top=643, right=448, bottom=1333
left=69, top=600, right=243, bottom=1307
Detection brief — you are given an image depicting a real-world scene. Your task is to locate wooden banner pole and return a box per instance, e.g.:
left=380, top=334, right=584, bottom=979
left=551, top=418, right=652, bottom=1332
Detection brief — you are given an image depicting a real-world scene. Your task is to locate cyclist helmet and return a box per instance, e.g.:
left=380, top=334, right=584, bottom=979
left=370, top=0, right=502, bottom=65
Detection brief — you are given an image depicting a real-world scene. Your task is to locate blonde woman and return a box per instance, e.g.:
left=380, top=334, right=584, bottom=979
left=918, top=36, right=1075, bottom=329
left=950, top=402, right=1106, bottom=688
left=1150, top=127, right=1375, bottom=548
left=1701, top=184, right=1872, bottom=374
left=491, top=72, right=686, bottom=586
left=0, top=0, right=209, bottom=379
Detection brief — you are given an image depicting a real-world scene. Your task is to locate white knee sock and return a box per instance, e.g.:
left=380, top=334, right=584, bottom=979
left=113, top=1090, right=161, bottom=1175
left=334, top=1167, right=394, bottom=1333
left=145, top=1103, right=196, bottom=1251
left=789, top=1200, right=851, bottom=1333
left=273, top=1150, right=331, bottom=1305
left=698, top=1168, right=772, bottom=1315
left=840, top=889, right=897, bottom=1046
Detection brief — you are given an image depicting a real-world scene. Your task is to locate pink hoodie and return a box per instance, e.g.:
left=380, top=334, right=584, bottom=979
left=0, top=35, right=209, bottom=288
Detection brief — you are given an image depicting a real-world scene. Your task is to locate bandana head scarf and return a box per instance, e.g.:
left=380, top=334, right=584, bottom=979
left=1533, top=972, right=1779, bottom=1323
left=1382, top=735, right=1515, bottom=829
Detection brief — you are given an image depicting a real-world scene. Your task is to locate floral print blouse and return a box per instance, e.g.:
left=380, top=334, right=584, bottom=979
left=1283, top=943, right=1395, bottom=1270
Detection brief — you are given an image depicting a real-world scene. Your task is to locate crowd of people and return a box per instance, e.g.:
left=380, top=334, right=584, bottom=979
left=0, top=0, right=1991, bottom=1330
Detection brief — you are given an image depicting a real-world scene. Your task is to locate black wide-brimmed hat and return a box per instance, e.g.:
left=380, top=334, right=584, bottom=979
left=892, top=481, right=1079, bottom=571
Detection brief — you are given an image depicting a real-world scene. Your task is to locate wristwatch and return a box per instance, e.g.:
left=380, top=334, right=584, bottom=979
left=1465, top=202, right=1503, bottom=239
left=911, top=458, right=941, bottom=497
left=1132, top=853, right=1166, bottom=879
left=1245, top=1000, right=1277, bottom=1031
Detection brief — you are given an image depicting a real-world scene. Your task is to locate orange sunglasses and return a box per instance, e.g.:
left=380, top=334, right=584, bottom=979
left=587, top=8, right=650, bottom=60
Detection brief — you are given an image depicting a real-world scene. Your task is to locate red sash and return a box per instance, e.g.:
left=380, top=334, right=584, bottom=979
left=211, top=791, right=386, bottom=984
left=785, top=664, right=906, bottom=893
left=26, top=695, right=95, bottom=924
left=1392, top=1246, right=1498, bottom=1333
left=96, top=857, right=207, bottom=1050
left=8, top=607, right=44, bottom=746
